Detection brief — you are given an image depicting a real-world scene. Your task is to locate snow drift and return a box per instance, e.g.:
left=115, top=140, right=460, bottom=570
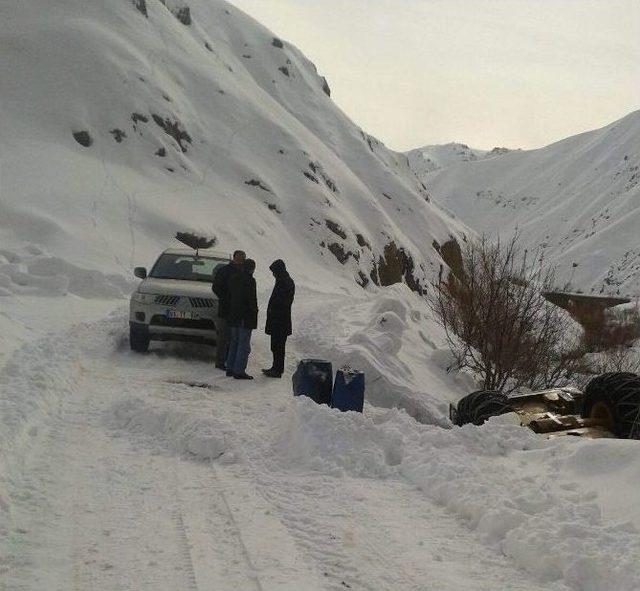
left=271, top=399, right=640, bottom=591
left=110, top=396, right=231, bottom=460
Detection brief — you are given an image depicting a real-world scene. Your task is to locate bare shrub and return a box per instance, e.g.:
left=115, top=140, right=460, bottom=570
left=588, top=305, right=640, bottom=351
left=429, top=235, right=580, bottom=393
left=586, top=346, right=640, bottom=377
left=579, top=304, right=640, bottom=377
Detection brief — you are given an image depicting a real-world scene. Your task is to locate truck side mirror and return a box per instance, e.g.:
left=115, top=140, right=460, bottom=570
left=134, top=267, right=147, bottom=279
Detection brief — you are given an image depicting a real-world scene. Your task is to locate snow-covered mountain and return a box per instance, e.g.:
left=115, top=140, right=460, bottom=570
left=0, top=0, right=466, bottom=299
left=406, top=143, right=512, bottom=176
left=415, top=112, right=640, bottom=295
left=2, top=3, right=640, bottom=590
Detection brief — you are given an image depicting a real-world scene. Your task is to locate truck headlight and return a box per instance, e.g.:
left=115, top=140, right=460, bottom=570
left=131, top=292, right=153, bottom=304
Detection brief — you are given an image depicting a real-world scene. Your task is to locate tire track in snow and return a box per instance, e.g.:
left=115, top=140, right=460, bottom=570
left=256, top=474, right=419, bottom=591
left=2, top=313, right=574, bottom=591
left=171, top=461, right=263, bottom=591
left=171, top=507, right=200, bottom=591
left=0, top=321, right=263, bottom=590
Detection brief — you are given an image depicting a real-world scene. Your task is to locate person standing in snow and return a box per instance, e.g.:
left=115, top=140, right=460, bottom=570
left=225, top=258, right=258, bottom=380
left=262, top=259, right=295, bottom=378
left=212, top=249, right=246, bottom=370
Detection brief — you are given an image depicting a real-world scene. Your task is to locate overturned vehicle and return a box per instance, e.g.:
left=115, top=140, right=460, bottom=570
left=450, top=372, right=640, bottom=439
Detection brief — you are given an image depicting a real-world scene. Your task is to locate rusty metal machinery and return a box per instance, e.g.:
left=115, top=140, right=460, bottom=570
left=450, top=373, right=640, bottom=439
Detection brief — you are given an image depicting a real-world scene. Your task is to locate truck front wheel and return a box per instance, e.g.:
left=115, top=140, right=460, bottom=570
left=453, top=390, right=512, bottom=427
left=129, top=324, right=150, bottom=353
left=581, top=372, right=640, bottom=438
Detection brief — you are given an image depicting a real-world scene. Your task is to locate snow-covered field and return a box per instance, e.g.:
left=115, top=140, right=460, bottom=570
left=2, top=0, right=640, bottom=589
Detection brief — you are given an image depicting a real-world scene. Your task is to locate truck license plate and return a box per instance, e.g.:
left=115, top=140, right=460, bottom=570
left=166, top=310, right=196, bottom=320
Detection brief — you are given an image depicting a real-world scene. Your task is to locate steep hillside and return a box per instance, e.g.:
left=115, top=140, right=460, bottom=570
left=0, top=0, right=465, bottom=298
left=419, top=111, right=640, bottom=295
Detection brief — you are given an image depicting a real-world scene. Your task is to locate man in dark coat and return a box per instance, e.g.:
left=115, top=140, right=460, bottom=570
left=225, top=258, right=258, bottom=380
left=212, top=250, right=245, bottom=369
left=263, top=259, right=295, bottom=378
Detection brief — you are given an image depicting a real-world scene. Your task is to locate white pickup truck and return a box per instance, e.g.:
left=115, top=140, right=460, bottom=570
left=129, top=248, right=230, bottom=352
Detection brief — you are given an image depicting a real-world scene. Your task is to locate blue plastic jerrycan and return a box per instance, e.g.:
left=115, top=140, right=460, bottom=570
left=331, top=368, right=365, bottom=413
left=292, top=359, right=333, bottom=405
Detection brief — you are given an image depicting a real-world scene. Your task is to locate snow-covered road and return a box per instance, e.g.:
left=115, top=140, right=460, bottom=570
left=1, top=294, right=638, bottom=590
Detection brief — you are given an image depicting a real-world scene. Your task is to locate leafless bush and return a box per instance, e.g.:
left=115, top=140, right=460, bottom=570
left=586, top=346, right=640, bottom=376
left=578, top=304, right=640, bottom=378
left=429, top=234, right=580, bottom=393
left=589, top=305, right=640, bottom=351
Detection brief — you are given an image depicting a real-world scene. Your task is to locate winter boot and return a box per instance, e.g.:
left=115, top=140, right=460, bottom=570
left=234, top=372, right=254, bottom=380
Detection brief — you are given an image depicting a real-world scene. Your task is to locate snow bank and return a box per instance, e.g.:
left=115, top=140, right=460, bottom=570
left=270, top=397, right=414, bottom=478
left=555, top=439, right=640, bottom=530
left=0, top=244, right=132, bottom=298
left=109, top=397, right=233, bottom=461
left=269, top=398, right=640, bottom=590
left=0, top=323, right=85, bottom=535
left=0, top=316, right=125, bottom=462
left=0, top=330, right=81, bottom=456
left=401, top=425, right=640, bottom=590
left=294, top=284, right=470, bottom=425
left=338, top=294, right=452, bottom=425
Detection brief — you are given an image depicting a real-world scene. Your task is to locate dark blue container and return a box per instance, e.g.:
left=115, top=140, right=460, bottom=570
left=331, top=368, right=365, bottom=413
left=292, top=359, right=333, bottom=405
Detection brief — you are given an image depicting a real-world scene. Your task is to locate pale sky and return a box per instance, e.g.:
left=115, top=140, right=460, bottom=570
left=228, top=0, right=640, bottom=151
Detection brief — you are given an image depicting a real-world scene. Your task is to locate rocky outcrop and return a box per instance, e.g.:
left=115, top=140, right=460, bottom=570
left=321, top=77, right=331, bottom=97
left=151, top=114, right=192, bottom=152
left=433, top=237, right=464, bottom=281
left=159, top=1, right=192, bottom=25
left=370, top=242, right=424, bottom=295
left=110, top=128, right=126, bottom=143
left=73, top=130, right=92, bottom=147
left=325, top=219, right=347, bottom=240
left=328, top=242, right=352, bottom=264
left=245, top=179, right=271, bottom=192
left=133, top=0, right=147, bottom=17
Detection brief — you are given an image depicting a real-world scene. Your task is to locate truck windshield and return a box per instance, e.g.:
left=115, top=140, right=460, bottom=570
left=150, top=254, right=227, bottom=282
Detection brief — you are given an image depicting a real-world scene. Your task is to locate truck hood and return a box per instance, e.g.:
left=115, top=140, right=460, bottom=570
left=137, top=278, right=217, bottom=298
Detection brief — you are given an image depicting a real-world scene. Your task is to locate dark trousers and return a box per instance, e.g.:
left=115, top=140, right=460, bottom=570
left=215, top=317, right=230, bottom=366
left=270, top=333, right=287, bottom=375
left=226, top=326, right=252, bottom=375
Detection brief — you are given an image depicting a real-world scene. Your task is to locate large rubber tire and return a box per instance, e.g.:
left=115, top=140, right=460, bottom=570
left=454, top=390, right=512, bottom=426
left=581, top=372, right=640, bottom=438
left=129, top=324, right=150, bottom=353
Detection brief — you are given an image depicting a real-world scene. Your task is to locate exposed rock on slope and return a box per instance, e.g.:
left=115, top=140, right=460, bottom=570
left=0, top=0, right=465, bottom=294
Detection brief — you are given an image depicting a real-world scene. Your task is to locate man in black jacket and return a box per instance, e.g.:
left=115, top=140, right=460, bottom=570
left=263, top=259, right=295, bottom=378
left=212, top=250, right=245, bottom=369
left=225, top=258, right=258, bottom=380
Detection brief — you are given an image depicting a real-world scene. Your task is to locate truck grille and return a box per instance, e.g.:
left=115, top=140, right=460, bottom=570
left=154, top=295, right=181, bottom=306
left=189, top=297, right=216, bottom=308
